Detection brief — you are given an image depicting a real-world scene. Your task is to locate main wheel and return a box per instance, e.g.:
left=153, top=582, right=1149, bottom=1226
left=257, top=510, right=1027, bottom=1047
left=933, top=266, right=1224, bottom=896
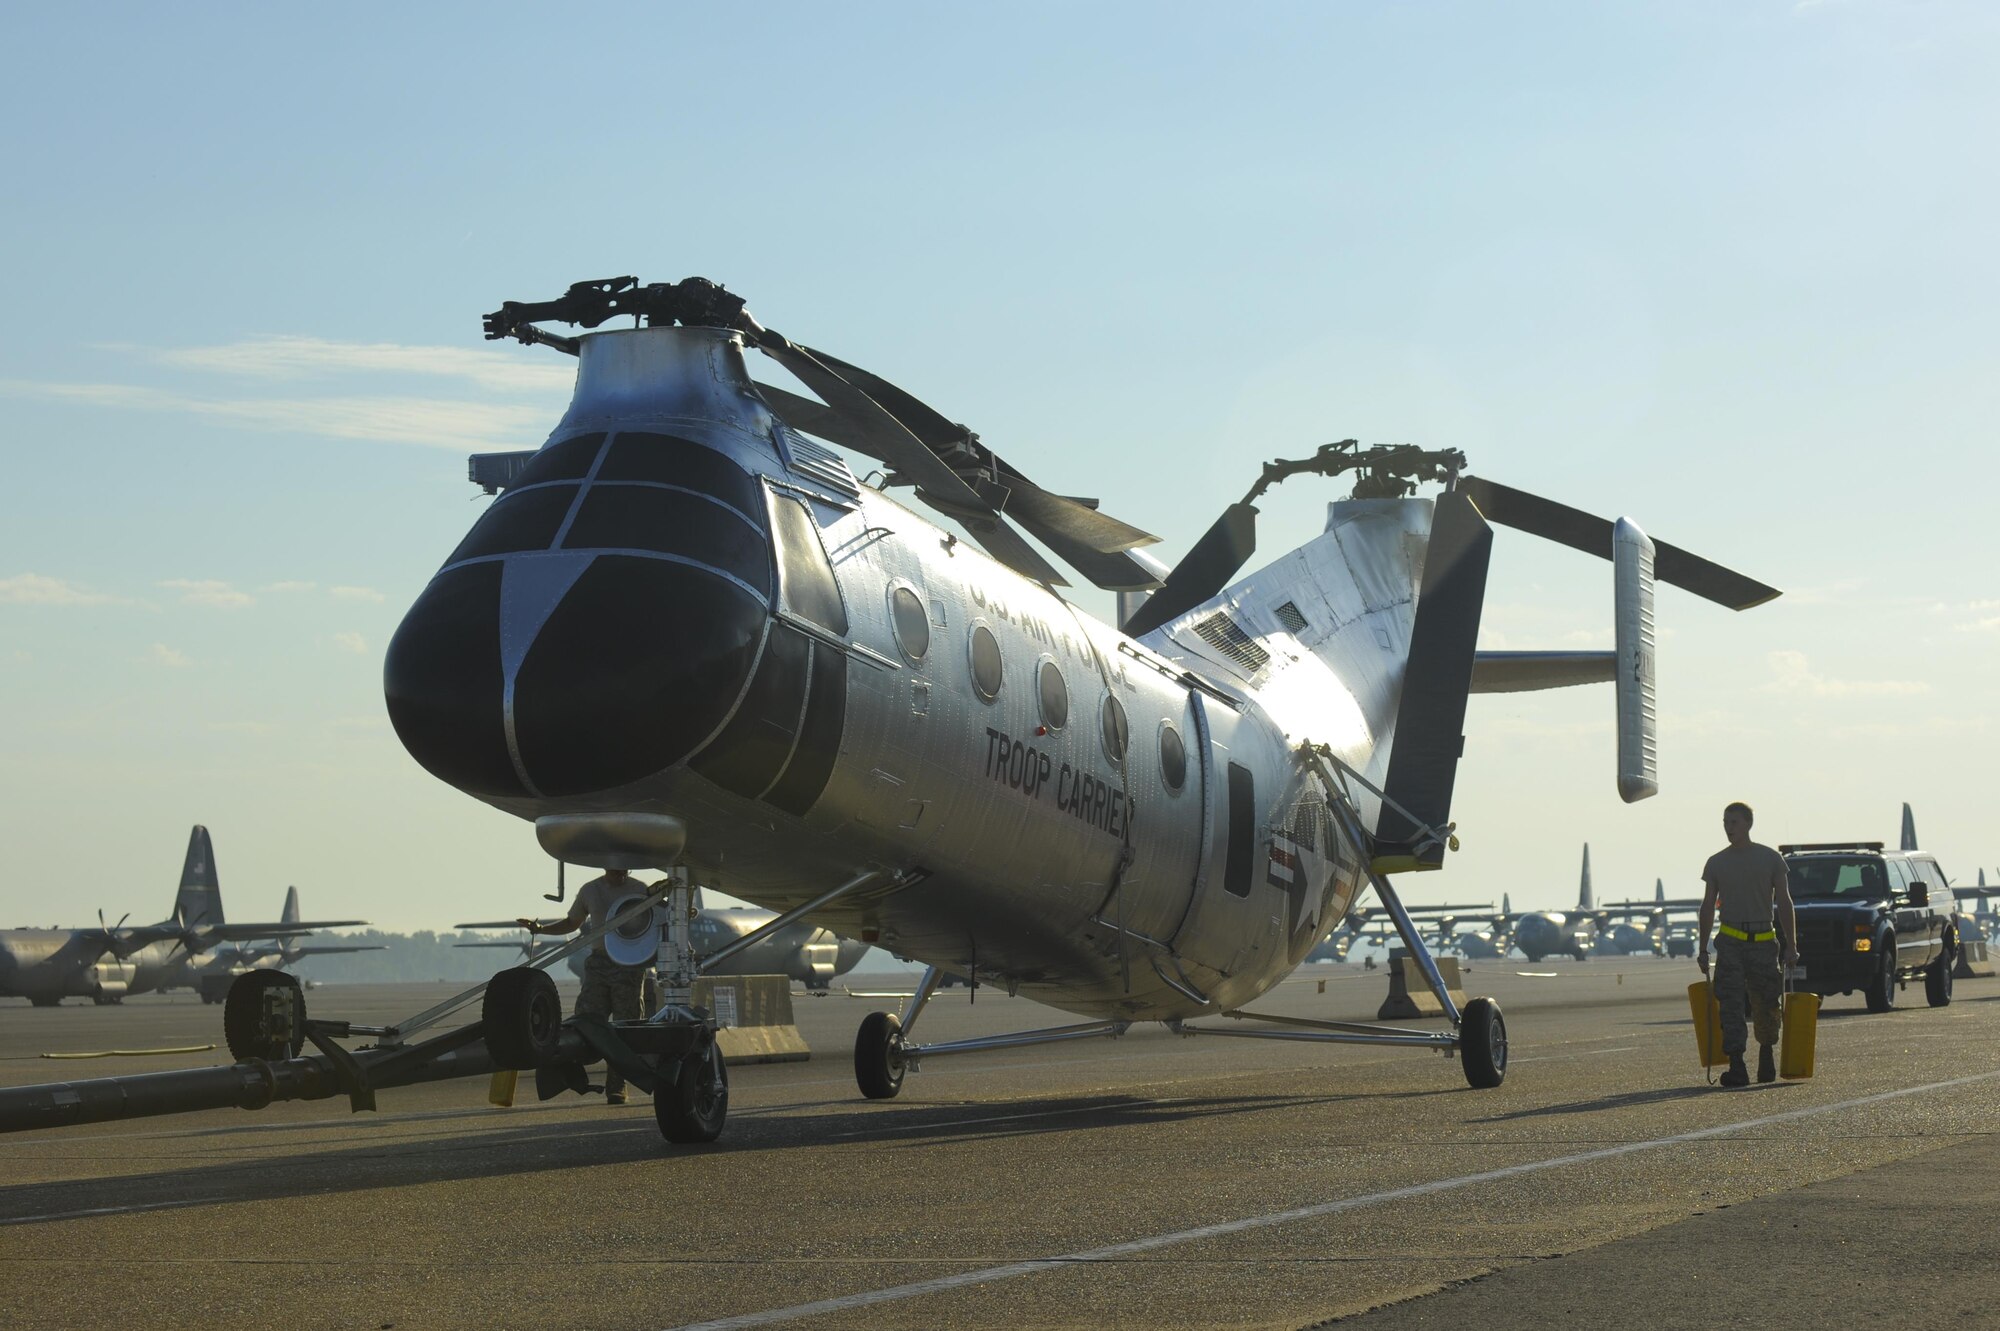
left=29, top=996, right=61, bottom=1008
left=482, top=967, right=563, bottom=1069
left=223, top=970, right=305, bottom=1061
left=1865, top=939, right=1896, bottom=1012
left=655, top=1039, right=729, bottom=1143
left=1925, top=948, right=1954, bottom=1007
left=1460, top=996, right=1507, bottom=1089
left=855, top=1010, right=906, bottom=1100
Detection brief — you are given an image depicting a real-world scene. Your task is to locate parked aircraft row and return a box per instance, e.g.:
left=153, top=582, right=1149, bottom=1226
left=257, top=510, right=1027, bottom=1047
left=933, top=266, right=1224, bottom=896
left=1307, top=844, right=1701, bottom=963
left=0, top=827, right=374, bottom=1006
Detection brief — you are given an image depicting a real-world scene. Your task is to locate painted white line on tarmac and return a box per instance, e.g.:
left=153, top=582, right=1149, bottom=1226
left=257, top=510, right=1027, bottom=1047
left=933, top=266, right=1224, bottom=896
left=1512, top=1045, right=1637, bottom=1064
left=666, top=1067, right=2000, bottom=1331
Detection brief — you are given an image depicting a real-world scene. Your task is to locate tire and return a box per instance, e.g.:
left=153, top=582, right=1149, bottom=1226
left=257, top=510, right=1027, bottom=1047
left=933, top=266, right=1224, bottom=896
left=481, top=967, right=564, bottom=1070
left=1926, top=949, right=1954, bottom=1007
left=1864, top=938, right=1896, bottom=1013
left=223, top=970, right=305, bottom=1061
left=30, top=996, right=61, bottom=1008
left=655, top=1039, right=729, bottom=1144
left=1460, top=996, right=1507, bottom=1089
left=855, top=1010, right=906, bottom=1100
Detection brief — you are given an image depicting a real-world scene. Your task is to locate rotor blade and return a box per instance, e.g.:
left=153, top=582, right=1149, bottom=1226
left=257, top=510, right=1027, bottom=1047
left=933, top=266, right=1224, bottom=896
left=1119, top=502, right=1259, bottom=638
left=1457, top=476, right=1779, bottom=610
left=752, top=341, right=1068, bottom=585
left=758, top=380, right=1159, bottom=573
left=1376, top=489, right=1493, bottom=869
left=774, top=350, right=1161, bottom=556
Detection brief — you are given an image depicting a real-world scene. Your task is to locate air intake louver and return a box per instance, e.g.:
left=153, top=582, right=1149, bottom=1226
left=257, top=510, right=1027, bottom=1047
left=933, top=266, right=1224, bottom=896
left=1190, top=612, right=1271, bottom=673
left=781, top=430, right=863, bottom=502
left=1274, top=601, right=1310, bottom=635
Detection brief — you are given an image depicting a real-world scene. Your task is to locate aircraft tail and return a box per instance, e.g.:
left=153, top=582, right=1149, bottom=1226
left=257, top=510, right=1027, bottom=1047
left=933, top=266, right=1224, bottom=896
left=174, top=825, right=224, bottom=929
left=1900, top=803, right=1918, bottom=852
left=1655, top=877, right=1665, bottom=904
left=1578, top=844, right=1594, bottom=911
left=282, top=885, right=300, bottom=926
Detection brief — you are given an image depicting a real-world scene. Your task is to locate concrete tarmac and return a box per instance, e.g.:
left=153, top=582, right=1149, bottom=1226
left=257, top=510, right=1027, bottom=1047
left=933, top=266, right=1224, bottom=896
left=2, top=959, right=1996, bottom=1330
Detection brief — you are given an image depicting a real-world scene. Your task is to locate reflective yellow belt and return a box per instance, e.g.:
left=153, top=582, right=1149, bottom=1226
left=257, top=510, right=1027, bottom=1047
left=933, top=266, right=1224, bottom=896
left=1717, top=924, right=1776, bottom=943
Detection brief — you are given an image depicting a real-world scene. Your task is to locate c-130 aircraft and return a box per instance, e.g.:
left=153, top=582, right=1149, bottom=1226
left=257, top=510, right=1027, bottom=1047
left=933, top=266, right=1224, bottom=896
left=374, top=275, right=1778, bottom=1132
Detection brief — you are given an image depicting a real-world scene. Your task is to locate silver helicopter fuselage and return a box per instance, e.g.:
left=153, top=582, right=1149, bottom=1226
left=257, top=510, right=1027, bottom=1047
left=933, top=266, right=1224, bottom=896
left=387, top=326, right=1438, bottom=1022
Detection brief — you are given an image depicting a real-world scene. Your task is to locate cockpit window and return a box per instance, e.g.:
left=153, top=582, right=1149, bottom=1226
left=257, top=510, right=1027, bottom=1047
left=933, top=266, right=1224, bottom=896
left=1785, top=855, right=1888, bottom=900
left=769, top=492, right=848, bottom=634
left=444, top=484, right=579, bottom=564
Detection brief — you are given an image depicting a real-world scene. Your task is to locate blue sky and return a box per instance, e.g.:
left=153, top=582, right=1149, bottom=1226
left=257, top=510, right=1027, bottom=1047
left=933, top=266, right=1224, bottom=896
left=2, top=2, right=1995, bottom=931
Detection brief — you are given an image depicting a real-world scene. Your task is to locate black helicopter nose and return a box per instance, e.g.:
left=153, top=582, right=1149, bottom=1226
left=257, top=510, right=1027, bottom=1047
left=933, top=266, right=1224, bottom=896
left=384, top=432, right=775, bottom=800
left=385, top=553, right=767, bottom=799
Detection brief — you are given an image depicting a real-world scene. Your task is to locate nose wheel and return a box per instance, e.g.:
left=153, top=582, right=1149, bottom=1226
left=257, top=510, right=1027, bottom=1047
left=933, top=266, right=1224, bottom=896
left=1459, top=996, right=1507, bottom=1088
left=856, top=1010, right=907, bottom=1100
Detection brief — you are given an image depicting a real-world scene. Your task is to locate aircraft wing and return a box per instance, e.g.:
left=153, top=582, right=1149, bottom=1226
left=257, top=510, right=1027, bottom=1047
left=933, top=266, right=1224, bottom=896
left=288, top=945, right=388, bottom=957
left=454, top=920, right=528, bottom=930
left=200, top=919, right=368, bottom=942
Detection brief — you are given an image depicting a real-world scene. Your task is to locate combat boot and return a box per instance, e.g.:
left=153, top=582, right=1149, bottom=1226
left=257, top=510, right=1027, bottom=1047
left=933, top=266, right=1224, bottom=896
left=1719, top=1053, right=1749, bottom=1087
left=1757, top=1044, right=1777, bottom=1084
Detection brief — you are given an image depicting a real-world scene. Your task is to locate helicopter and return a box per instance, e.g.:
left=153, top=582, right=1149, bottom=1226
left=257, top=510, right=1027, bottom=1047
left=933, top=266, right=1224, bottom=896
left=368, top=275, right=1777, bottom=1141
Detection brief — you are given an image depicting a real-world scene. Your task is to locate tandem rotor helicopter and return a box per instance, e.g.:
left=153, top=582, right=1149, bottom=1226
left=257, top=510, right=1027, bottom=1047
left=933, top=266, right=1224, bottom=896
left=0, top=275, right=1777, bottom=1145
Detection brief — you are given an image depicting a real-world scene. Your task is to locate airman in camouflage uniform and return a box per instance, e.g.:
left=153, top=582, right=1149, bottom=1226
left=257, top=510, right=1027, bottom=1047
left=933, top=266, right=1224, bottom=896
left=1698, top=802, right=1798, bottom=1087
left=521, top=867, right=653, bottom=1105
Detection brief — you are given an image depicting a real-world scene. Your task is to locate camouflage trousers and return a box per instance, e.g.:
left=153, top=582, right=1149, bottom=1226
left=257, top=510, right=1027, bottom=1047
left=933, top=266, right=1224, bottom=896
left=1714, top=933, right=1782, bottom=1055
left=576, top=951, right=647, bottom=1095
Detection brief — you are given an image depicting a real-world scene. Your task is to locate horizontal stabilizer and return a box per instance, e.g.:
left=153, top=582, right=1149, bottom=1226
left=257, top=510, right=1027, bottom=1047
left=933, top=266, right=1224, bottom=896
left=1470, top=651, right=1614, bottom=693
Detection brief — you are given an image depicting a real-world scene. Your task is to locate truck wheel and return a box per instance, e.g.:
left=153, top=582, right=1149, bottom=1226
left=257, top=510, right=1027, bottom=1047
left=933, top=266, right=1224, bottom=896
left=482, top=967, right=563, bottom=1070
left=655, top=1039, right=729, bottom=1144
left=1460, top=996, right=1507, bottom=1089
left=223, top=970, right=305, bottom=1061
left=1925, top=950, right=1954, bottom=1007
left=855, top=1010, right=906, bottom=1100
left=1864, top=940, right=1896, bottom=1013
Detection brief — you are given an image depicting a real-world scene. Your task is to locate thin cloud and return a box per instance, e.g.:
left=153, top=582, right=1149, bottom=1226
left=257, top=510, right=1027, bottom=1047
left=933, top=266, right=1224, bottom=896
left=332, top=631, right=368, bottom=655
left=1955, top=617, right=2000, bottom=634
left=160, top=578, right=253, bottom=609
left=135, top=336, right=576, bottom=395
left=266, top=580, right=318, bottom=593
left=146, top=643, right=191, bottom=668
left=329, top=585, right=386, bottom=603
left=1762, top=649, right=1928, bottom=698
left=0, top=379, right=554, bottom=454
left=0, top=573, right=126, bottom=606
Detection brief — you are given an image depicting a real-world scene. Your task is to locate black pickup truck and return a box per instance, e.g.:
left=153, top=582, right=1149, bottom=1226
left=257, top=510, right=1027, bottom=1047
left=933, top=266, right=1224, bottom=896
left=1782, top=842, right=1959, bottom=1012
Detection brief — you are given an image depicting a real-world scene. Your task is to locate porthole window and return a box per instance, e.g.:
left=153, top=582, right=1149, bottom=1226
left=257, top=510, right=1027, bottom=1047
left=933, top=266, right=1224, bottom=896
left=890, top=585, right=929, bottom=662
left=1100, top=693, right=1129, bottom=767
left=1159, top=722, right=1187, bottom=792
left=1038, top=658, right=1069, bottom=731
left=969, top=623, right=1003, bottom=701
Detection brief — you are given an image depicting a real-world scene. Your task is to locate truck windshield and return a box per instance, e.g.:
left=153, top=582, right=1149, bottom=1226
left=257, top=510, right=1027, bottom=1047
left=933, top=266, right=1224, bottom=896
left=1786, top=855, right=1888, bottom=901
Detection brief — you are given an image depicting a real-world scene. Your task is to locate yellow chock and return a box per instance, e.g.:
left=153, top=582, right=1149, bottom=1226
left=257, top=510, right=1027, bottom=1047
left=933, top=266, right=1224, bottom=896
left=1687, top=980, right=1727, bottom=1068
left=1780, top=991, right=1819, bottom=1080
left=488, top=1069, right=519, bottom=1108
